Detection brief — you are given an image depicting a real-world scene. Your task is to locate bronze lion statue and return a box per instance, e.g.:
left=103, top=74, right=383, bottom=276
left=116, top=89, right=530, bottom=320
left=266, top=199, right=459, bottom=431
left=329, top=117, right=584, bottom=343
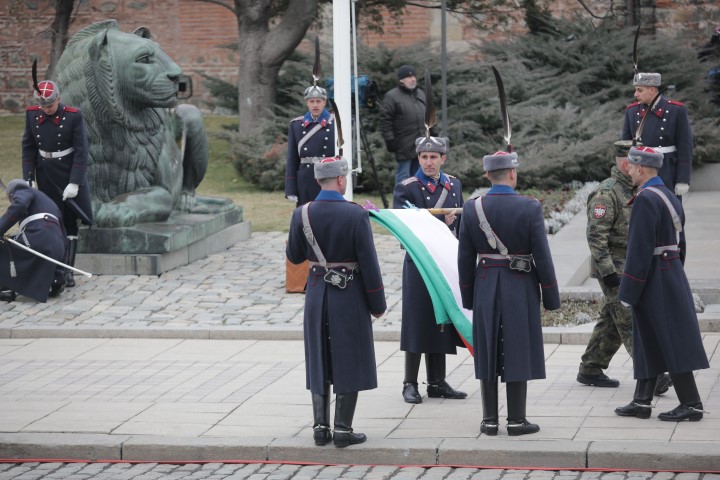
left=55, top=20, right=215, bottom=228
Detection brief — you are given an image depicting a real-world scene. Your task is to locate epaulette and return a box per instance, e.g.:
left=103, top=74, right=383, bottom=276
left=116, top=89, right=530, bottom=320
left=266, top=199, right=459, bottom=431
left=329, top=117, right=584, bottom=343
left=64, top=106, right=79, bottom=113
left=26, top=105, right=41, bottom=111
left=401, top=176, right=419, bottom=186
left=291, top=115, right=304, bottom=122
left=668, top=100, right=685, bottom=107
left=625, top=102, right=640, bottom=110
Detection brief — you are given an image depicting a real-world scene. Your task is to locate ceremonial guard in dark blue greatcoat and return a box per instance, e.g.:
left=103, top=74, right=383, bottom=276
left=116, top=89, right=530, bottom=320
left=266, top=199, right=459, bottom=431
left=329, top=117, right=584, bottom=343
left=621, top=72, right=693, bottom=197
left=284, top=84, right=335, bottom=206
left=392, top=135, right=467, bottom=405
left=21, top=73, right=92, bottom=289
left=615, top=146, right=708, bottom=422
left=0, top=179, right=67, bottom=303
left=287, top=157, right=386, bottom=448
left=458, top=151, right=561, bottom=436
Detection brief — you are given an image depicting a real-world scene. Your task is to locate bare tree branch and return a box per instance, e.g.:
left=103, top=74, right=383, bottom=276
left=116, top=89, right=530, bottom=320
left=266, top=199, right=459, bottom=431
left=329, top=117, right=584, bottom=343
left=195, top=0, right=237, bottom=15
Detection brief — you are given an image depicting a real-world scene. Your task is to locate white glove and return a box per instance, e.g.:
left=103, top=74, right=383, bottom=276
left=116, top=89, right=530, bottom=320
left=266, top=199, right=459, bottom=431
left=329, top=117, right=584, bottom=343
left=287, top=195, right=298, bottom=203
left=62, top=183, right=79, bottom=200
left=674, top=183, right=689, bottom=196
left=621, top=301, right=631, bottom=308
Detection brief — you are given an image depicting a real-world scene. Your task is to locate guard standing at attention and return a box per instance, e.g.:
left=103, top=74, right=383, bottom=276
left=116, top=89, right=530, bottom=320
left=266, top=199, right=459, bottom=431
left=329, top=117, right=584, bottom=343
left=22, top=62, right=92, bottom=289
left=285, top=37, right=335, bottom=207
left=287, top=97, right=386, bottom=448
left=392, top=69, right=466, bottom=405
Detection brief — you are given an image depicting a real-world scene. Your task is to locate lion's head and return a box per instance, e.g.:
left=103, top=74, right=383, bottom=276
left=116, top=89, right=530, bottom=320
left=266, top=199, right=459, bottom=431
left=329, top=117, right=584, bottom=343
left=55, top=20, right=185, bottom=203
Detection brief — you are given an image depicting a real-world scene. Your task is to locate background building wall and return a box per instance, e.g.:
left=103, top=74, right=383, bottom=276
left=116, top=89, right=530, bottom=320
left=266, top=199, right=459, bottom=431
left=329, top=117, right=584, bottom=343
left=1, top=0, right=718, bottom=113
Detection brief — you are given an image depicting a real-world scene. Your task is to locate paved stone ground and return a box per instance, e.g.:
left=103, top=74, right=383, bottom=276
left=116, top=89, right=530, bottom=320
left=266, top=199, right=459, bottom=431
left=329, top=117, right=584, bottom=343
left=0, top=463, right=717, bottom=480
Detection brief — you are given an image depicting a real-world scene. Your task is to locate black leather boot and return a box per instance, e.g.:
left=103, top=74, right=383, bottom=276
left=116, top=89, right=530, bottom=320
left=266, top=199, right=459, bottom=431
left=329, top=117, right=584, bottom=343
left=333, top=392, right=366, bottom=447
left=480, top=380, right=499, bottom=436
left=65, top=237, right=78, bottom=288
left=403, top=352, right=422, bottom=403
left=658, top=372, right=704, bottom=422
left=311, top=392, right=331, bottom=446
left=615, top=377, right=656, bottom=419
left=426, top=353, right=467, bottom=399
left=1, top=289, right=16, bottom=302
left=506, top=381, right=539, bottom=436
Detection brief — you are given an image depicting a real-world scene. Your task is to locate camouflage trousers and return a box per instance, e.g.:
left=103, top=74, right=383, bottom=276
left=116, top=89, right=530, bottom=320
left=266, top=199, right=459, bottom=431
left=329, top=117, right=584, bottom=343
left=579, top=280, right=633, bottom=375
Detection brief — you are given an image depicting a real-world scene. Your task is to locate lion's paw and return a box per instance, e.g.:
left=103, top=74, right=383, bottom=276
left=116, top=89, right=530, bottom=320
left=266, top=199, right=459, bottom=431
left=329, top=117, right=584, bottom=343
left=178, top=192, right=198, bottom=212
left=95, top=203, right=140, bottom=228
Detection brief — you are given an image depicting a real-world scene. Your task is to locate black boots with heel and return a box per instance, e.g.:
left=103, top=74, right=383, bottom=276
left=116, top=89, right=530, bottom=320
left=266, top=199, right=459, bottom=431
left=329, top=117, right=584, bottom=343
left=480, top=380, right=498, bottom=436
left=311, top=392, right=331, bottom=446
left=506, top=381, right=540, bottom=436
left=333, top=392, right=366, bottom=447
left=615, top=377, right=657, bottom=419
left=658, top=372, right=704, bottom=422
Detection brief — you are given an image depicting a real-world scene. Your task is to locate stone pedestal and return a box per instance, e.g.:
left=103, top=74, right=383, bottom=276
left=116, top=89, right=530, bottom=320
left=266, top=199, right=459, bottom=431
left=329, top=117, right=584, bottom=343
left=76, top=203, right=250, bottom=275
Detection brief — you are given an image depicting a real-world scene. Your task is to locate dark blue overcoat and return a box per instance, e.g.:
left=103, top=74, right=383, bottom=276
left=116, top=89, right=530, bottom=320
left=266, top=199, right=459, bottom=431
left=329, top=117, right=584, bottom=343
left=392, top=170, right=465, bottom=353
left=287, top=191, right=387, bottom=395
left=621, top=96, right=693, bottom=189
left=458, top=186, right=560, bottom=382
left=618, top=178, right=708, bottom=379
left=284, top=110, right=335, bottom=205
left=0, top=185, right=67, bottom=302
left=22, top=104, right=93, bottom=232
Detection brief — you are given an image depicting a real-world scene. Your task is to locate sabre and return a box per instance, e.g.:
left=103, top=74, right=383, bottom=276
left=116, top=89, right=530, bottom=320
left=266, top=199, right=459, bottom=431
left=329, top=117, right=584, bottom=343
left=634, top=87, right=666, bottom=146
left=3, top=236, right=92, bottom=278
left=490, top=65, right=512, bottom=152
left=403, top=201, right=462, bottom=215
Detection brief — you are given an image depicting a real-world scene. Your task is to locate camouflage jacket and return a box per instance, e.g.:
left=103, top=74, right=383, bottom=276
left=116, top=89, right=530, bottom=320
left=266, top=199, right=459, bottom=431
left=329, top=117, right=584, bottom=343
left=586, top=166, right=635, bottom=278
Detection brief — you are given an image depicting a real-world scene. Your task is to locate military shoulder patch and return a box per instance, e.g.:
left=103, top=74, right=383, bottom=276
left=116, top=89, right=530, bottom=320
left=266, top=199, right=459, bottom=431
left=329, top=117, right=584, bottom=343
left=64, top=106, right=79, bottom=113
left=625, top=102, right=640, bottom=110
left=401, top=176, right=419, bottom=186
left=668, top=100, right=685, bottom=107
left=593, top=204, right=607, bottom=218
left=26, top=105, right=41, bottom=111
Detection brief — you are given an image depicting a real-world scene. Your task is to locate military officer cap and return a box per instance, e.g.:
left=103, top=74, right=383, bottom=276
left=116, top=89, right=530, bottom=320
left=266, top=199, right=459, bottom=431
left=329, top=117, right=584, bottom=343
left=34, top=80, right=60, bottom=106
left=614, top=140, right=642, bottom=157
left=633, top=72, right=661, bottom=87
left=314, top=156, right=349, bottom=180
left=483, top=151, right=519, bottom=172
left=628, top=146, right=663, bottom=169
left=415, top=136, right=447, bottom=154
left=304, top=85, right=327, bottom=100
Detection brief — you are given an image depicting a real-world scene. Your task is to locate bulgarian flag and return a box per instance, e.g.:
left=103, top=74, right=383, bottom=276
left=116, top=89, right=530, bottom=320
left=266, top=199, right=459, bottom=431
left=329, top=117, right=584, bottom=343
left=369, top=208, right=474, bottom=356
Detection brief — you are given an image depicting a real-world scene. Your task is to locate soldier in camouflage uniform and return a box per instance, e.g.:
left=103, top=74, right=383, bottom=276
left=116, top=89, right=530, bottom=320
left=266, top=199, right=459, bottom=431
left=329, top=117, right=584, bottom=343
left=577, top=141, right=635, bottom=388
left=577, top=141, right=671, bottom=395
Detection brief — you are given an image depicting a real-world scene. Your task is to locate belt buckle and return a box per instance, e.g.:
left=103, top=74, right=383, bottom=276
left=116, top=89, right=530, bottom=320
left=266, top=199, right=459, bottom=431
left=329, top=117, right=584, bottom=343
left=509, top=256, right=532, bottom=273
left=323, top=269, right=348, bottom=289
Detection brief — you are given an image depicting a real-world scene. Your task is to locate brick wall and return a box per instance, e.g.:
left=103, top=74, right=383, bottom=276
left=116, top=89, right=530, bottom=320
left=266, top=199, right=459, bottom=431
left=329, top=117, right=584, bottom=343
left=1, top=0, right=718, bottom=114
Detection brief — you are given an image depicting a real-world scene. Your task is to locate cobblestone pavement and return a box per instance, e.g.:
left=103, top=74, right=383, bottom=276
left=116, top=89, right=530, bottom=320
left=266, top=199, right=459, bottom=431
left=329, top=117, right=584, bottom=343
left=0, top=232, right=405, bottom=332
left=0, top=463, right=717, bottom=480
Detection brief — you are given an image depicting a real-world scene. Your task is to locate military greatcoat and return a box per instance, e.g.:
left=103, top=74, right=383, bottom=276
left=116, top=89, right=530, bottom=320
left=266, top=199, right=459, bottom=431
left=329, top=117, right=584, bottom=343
left=458, top=185, right=560, bottom=382
left=621, top=96, right=693, bottom=190
left=618, top=177, right=709, bottom=379
left=285, top=109, right=335, bottom=205
left=0, top=184, right=67, bottom=302
left=392, top=169, right=464, bottom=353
left=21, top=104, right=93, bottom=234
left=287, top=190, right=386, bottom=395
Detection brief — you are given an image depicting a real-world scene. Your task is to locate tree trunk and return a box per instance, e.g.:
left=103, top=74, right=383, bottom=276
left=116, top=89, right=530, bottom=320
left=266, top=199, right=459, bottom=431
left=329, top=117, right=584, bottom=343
left=46, top=0, right=75, bottom=80
left=234, top=0, right=319, bottom=134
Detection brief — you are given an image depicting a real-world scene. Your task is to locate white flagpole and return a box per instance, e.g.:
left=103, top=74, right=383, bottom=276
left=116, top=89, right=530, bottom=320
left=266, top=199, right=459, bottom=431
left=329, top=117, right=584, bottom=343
left=4, top=237, right=92, bottom=277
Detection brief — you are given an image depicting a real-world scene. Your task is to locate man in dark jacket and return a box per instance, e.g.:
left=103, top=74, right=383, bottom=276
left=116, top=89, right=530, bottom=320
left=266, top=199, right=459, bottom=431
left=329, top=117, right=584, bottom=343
left=287, top=157, right=387, bottom=448
left=0, top=179, right=67, bottom=303
left=393, top=135, right=466, bottom=404
left=22, top=78, right=92, bottom=289
left=458, top=151, right=561, bottom=436
left=380, top=65, right=435, bottom=193
left=616, top=146, right=708, bottom=422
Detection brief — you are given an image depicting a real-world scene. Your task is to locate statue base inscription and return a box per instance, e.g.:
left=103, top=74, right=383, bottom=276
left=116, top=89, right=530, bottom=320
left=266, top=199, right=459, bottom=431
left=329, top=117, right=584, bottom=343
left=76, top=204, right=250, bottom=275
